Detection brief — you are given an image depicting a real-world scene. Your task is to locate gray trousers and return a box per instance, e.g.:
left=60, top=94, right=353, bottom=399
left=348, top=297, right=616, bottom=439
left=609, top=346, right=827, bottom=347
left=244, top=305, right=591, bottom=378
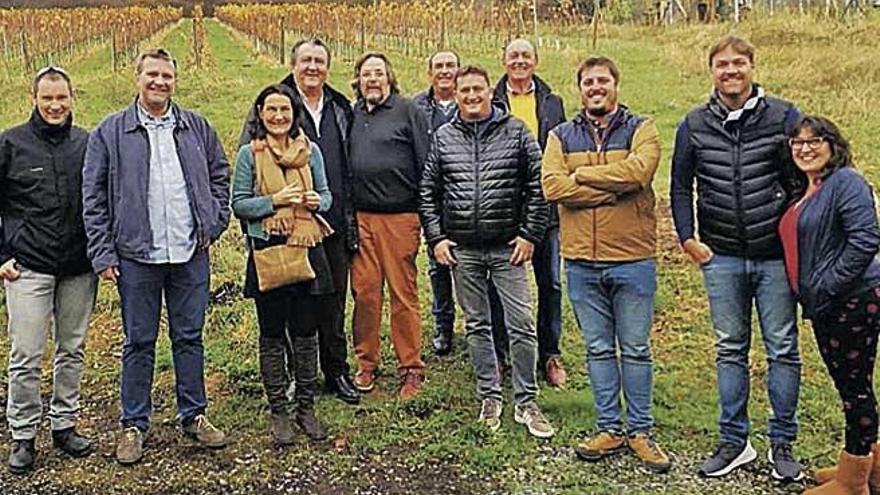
left=452, top=244, right=538, bottom=406
left=4, top=268, right=97, bottom=440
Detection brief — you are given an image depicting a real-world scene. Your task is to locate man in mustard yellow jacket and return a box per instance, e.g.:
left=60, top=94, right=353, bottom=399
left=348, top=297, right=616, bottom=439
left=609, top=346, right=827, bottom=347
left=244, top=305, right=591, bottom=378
left=542, top=56, right=670, bottom=474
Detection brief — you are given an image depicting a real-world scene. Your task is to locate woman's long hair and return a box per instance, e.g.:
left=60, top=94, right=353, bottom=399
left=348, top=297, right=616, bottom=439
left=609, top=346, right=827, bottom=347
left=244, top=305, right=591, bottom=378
left=786, top=114, right=855, bottom=198
left=243, top=84, right=306, bottom=141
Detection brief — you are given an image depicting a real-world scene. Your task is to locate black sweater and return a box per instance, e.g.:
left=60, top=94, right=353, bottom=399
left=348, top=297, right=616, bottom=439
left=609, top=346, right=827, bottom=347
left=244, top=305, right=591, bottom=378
left=349, top=93, right=430, bottom=213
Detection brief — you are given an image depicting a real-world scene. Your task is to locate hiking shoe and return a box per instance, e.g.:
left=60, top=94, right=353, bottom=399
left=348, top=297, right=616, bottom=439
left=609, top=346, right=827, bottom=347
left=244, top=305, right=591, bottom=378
left=768, top=442, right=805, bottom=482
left=544, top=357, right=568, bottom=388
left=478, top=398, right=503, bottom=432
left=628, top=432, right=672, bottom=473
left=698, top=440, right=757, bottom=477
left=514, top=402, right=555, bottom=439
left=354, top=369, right=376, bottom=393
left=398, top=371, right=425, bottom=400
left=182, top=414, right=227, bottom=449
left=8, top=439, right=35, bottom=475
left=115, top=427, right=145, bottom=465
left=52, top=427, right=94, bottom=458
left=575, top=431, right=627, bottom=461
left=432, top=328, right=453, bottom=356
left=295, top=408, right=327, bottom=442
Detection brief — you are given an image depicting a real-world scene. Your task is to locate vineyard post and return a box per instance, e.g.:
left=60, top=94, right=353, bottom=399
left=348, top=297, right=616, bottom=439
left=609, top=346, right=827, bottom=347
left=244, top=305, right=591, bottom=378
left=111, top=31, right=117, bottom=71
left=359, top=14, right=366, bottom=54
left=19, top=31, right=31, bottom=73
left=279, top=17, right=285, bottom=65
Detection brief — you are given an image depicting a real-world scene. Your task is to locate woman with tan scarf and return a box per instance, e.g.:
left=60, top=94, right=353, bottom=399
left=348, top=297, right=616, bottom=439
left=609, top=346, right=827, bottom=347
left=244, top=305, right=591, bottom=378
left=232, top=85, right=333, bottom=444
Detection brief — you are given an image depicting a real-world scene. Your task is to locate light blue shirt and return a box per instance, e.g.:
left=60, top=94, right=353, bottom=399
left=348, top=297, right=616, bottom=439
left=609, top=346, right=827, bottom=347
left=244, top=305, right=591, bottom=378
left=137, top=103, right=197, bottom=263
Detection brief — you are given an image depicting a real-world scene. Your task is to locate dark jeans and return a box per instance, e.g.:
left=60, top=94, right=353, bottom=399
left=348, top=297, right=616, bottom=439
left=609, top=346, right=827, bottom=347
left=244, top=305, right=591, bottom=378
left=428, top=249, right=455, bottom=333
left=255, top=292, right=323, bottom=339
left=814, top=286, right=880, bottom=456
left=117, top=251, right=210, bottom=432
left=318, top=233, right=351, bottom=377
left=491, top=227, right=562, bottom=365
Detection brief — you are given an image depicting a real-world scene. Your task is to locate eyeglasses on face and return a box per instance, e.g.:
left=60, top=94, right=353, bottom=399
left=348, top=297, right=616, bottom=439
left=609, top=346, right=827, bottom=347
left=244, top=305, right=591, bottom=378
left=789, top=136, right=826, bottom=150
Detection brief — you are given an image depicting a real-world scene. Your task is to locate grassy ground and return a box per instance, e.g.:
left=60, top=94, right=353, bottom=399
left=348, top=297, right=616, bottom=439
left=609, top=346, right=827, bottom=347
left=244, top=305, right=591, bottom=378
left=1, top=13, right=879, bottom=494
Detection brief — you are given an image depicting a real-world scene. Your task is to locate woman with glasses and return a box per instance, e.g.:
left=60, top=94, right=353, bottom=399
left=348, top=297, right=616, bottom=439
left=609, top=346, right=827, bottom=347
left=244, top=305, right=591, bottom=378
left=779, top=115, right=880, bottom=494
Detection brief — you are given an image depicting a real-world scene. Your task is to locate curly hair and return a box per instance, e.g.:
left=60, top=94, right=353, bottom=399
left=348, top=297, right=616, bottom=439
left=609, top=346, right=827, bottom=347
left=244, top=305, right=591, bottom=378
left=243, top=84, right=306, bottom=142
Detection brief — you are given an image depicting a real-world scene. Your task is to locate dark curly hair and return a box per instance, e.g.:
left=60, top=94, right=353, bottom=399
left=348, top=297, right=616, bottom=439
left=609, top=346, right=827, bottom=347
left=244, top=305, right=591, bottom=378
left=787, top=115, right=854, bottom=197
left=243, top=84, right=306, bottom=141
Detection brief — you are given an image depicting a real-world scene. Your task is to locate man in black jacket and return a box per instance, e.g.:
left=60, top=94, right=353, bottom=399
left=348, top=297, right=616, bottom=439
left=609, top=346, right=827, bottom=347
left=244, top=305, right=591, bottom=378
left=670, top=35, right=803, bottom=481
left=1, top=68, right=96, bottom=474
left=413, top=50, right=460, bottom=356
left=420, top=65, right=554, bottom=438
left=238, top=38, right=360, bottom=405
left=492, top=39, right=567, bottom=387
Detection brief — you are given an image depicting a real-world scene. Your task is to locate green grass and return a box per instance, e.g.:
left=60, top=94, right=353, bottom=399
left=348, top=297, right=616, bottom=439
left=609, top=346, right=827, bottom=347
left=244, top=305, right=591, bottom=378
left=1, top=14, right=879, bottom=494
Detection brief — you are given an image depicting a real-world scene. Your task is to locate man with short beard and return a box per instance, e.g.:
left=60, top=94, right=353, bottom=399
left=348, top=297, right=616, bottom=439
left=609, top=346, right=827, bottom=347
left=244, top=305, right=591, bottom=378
left=348, top=52, right=430, bottom=399
left=239, top=38, right=361, bottom=405
left=421, top=65, right=554, bottom=438
left=492, top=38, right=567, bottom=387
left=1, top=67, right=96, bottom=474
left=413, top=50, right=460, bottom=356
left=670, top=35, right=803, bottom=481
left=83, top=49, right=230, bottom=465
left=542, top=56, right=669, bottom=473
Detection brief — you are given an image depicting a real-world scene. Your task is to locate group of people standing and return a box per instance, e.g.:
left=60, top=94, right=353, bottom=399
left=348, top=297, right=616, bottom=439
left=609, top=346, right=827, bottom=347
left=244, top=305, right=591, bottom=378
left=1, top=32, right=878, bottom=495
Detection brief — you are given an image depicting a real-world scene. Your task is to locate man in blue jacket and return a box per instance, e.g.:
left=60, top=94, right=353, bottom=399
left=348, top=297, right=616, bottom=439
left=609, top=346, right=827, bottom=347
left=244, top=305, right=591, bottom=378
left=82, top=49, right=230, bottom=465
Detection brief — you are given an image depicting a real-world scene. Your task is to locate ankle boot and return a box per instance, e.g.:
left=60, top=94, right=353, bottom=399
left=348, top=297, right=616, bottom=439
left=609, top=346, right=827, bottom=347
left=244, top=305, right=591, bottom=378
left=805, top=451, right=873, bottom=495
left=259, top=337, right=294, bottom=444
left=292, top=335, right=326, bottom=441
left=815, top=443, right=880, bottom=494
left=8, top=438, right=35, bottom=475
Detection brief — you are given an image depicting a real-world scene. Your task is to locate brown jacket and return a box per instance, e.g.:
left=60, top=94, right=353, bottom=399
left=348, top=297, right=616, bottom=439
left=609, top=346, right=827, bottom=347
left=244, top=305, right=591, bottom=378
left=541, top=108, right=660, bottom=262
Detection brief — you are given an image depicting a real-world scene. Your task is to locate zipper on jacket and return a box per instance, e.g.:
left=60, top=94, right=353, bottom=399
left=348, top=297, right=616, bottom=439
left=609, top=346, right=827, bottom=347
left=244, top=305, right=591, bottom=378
left=472, top=122, right=481, bottom=236
left=732, top=129, right=747, bottom=256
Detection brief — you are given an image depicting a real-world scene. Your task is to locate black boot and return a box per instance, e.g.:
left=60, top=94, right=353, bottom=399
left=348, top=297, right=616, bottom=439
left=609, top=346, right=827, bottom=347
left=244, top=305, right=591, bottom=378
left=8, top=439, right=35, bottom=475
left=259, top=337, right=295, bottom=445
left=293, top=335, right=326, bottom=441
left=52, top=428, right=94, bottom=458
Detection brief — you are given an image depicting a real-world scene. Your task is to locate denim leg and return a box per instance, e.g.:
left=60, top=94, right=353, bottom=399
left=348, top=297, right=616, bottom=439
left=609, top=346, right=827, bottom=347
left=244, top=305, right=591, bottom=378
left=533, top=228, right=563, bottom=362
left=428, top=250, right=455, bottom=333
left=5, top=268, right=56, bottom=440
left=49, top=272, right=98, bottom=432
left=488, top=247, right=538, bottom=406
left=702, top=255, right=752, bottom=447
left=610, top=259, right=656, bottom=435
left=488, top=279, right=509, bottom=365
left=754, top=259, right=801, bottom=445
left=118, top=259, right=165, bottom=432
left=453, top=248, right=502, bottom=403
left=165, top=251, right=210, bottom=423
left=566, top=261, right=623, bottom=434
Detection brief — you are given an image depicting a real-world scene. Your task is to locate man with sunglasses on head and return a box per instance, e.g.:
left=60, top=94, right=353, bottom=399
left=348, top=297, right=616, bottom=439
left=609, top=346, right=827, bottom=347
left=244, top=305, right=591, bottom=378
left=1, top=67, right=96, bottom=474
left=670, top=35, right=803, bottom=482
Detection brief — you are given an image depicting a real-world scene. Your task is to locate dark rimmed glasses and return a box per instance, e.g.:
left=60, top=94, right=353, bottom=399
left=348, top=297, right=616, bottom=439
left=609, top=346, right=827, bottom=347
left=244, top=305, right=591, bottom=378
left=788, top=136, right=826, bottom=151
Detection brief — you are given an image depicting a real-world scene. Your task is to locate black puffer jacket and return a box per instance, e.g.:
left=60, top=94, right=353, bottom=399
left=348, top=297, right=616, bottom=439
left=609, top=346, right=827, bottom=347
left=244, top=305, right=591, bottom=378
left=0, top=111, right=91, bottom=276
left=684, top=92, right=798, bottom=258
left=419, top=108, right=548, bottom=249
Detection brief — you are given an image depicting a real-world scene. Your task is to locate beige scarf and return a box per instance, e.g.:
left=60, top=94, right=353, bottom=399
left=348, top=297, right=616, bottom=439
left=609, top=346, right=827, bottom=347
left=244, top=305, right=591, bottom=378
left=252, top=134, right=332, bottom=247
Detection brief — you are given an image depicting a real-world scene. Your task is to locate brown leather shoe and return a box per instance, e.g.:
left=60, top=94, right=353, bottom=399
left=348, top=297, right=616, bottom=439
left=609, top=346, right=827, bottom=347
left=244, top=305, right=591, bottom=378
left=354, top=369, right=376, bottom=392
left=545, top=357, right=568, bottom=388
left=116, top=427, right=145, bottom=465
left=575, top=431, right=627, bottom=461
left=182, top=414, right=227, bottom=449
left=398, top=371, right=425, bottom=400
left=628, top=432, right=672, bottom=473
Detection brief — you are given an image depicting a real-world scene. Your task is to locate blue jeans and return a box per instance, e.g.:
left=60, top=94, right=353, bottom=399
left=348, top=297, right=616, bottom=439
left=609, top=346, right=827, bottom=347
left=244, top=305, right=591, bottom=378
left=567, top=258, right=656, bottom=435
left=117, top=251, right=210, bottom=432
left=453, top=244, right=538, bottom=406
left=701, top=254, right=801, bottom=447
left=490, top=228, right=562, bottom=365
left=428, top=249, right=455, bottom=333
